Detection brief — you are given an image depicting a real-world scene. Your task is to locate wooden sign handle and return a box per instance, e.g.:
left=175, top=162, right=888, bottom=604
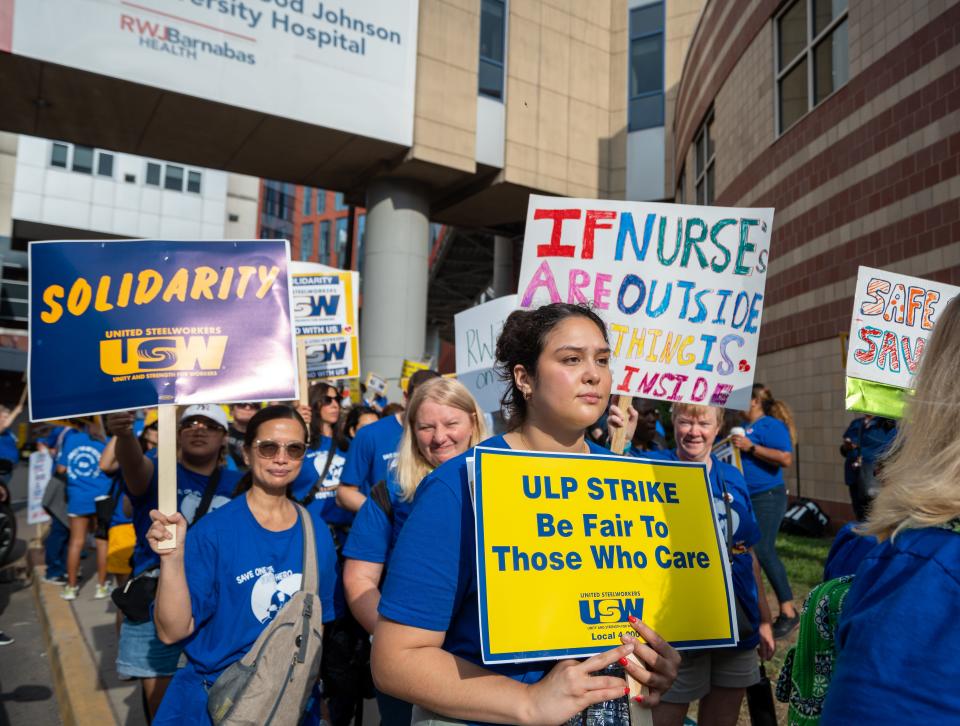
left=626, top=653, right=652, bottom=726
left=609, top=394, right=633, bottom=454
left=297, top=339, right=309, bottom=407
left=156, top=405, right=178, bottom=550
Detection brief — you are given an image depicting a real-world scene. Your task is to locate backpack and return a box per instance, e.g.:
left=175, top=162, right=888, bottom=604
left=207, top=504, right=324, bottom=725
left=780, top=498, right=830, bottom=538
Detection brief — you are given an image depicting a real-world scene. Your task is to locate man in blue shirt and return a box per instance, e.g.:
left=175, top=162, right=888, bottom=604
left=336, top=369, right=440, bottom=513
left=839, top=415, right=896, bottom=520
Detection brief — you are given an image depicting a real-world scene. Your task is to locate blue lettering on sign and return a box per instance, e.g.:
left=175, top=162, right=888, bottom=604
left=295, top=294, right=340, bottom=317
left=578, top=597, right=644, bottom=625
left=306, top=341, right=347, bottom=364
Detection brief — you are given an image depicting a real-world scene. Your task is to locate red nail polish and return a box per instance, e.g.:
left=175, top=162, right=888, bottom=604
left=633, top=695, right=644, bottom=704
left=618, top=657, right=628, bottom=666
left=623, top=686, right=630, bottom=695
left=628, top=615, right=638, bottom=623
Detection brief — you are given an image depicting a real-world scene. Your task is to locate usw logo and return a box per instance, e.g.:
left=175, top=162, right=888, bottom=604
left=295, top=294, right=340, bottom=317
left=305, top=340, right=348, bottom=365
left=578, top=597, right=644, bottom=625
left=100, top=336, right=228, bottom=376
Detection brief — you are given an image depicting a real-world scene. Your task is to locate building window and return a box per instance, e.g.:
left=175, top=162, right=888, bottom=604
left=146, top=162, right=161, bottom=186
left=478, top=0, right=506, bottom=100
left=628, top=2, right=665, bottom=131
left=187, top=170, right=202, bottom=194
left=776, top=0, right=849, bottom=134
left=357, top=214, right=366, bottom=273
left=335, top=218, right=349, bottom=266
left=301, top=222, right=315, bottom=261
left=303, top=188, right=312, bottom=215
left=334, top=192, right=347, bottom=211
left=0, top=261, right=29, bottom=330
left=694, top=111, right=715, bottom=204
left=317, top=190, right=326, bottom=214
left=164, top=165, right=184, bottom=191
left=72, top=145, right=94, bottom=174
left=228, top=213, right=240, bottom=223
left=97, top=152, right=114, bottom=178
left=50, top=142, right=69, bottom=168
left=319, top=221, right=331, bottom=265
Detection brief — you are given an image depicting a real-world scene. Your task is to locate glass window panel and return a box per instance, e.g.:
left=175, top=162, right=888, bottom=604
left=187, top=171, right=202, bottom=193
left=779, top=56, right=808, bottom=131
left=97, top=153, right=114, bottom=177
left=630, top=34, right=664, bottom=97
left=630, top=3, right=663, bottom=36
left=813, top=0, right=847, bottom=36
left=707, top=164, right=715, bottom=204
left=334, top=192, right=346, bottom=211
left=145, top=163, right=160, bottom=185
left=317, top=190, right=326, bottom=213
left=628, top=93, right=664, bottom=131
left=164, top=165, right=184, bottom=191
left=778, top=0, right=807, bottom=69
left=72, top=145, right=93, bottom=174
left=319, top=221, right=331, bottom=265
left=51, top=143, right=68, bottom=168
left=336, top=218, right=349, bottom=265
left=303, top=189, right=312, bottom=215
left=479, top=58, right=504, bottom=99
left=814, top=20, right=849, bottom=103
left=479, top=0, right=505, bottom=62
left=696, top=132, right=705, bottom=175
left=696, top=179, right=705, bottom=204
left=301, top=223, right=314, bottom=261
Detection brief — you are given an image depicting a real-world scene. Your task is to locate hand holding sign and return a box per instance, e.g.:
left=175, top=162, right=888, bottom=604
left=146, top=509, right=187, bottom=557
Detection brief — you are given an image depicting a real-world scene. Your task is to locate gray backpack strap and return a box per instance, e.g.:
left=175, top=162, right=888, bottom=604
left=296, top=503, right=319, bottom=595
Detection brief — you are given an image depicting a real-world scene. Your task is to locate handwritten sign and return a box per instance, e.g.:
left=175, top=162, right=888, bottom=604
left=29, top=240, right=297, bottom=421
left=27, top=450, right=52, bottom=525
left=517, top=196, right=774, bottom=410
left=455, top=295, right=517, bottom=413
left=473, top=447, right=736, bottom=663
left=291, top=262, right=360, bottom=380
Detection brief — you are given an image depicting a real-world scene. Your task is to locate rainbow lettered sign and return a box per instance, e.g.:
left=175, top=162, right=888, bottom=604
left=517, top=196, right=774, bottom=410
left=473, top=447, right=736, bottom=663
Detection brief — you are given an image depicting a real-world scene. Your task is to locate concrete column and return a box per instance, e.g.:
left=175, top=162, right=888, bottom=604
left=491, top=234, right=514, bottom=297
left=360, top=178, right=430, bottom=395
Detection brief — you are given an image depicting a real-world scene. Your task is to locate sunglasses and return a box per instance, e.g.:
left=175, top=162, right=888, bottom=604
left=179, top=418, right=225, bottom=433
left=319, top=395, right=340, bottom=407
left=253, top=439, right=308, bottom=460
left=234, top=403, right=261, bottom=410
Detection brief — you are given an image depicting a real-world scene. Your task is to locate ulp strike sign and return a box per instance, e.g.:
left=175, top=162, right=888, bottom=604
left=517, top=196, right=775, bottom=410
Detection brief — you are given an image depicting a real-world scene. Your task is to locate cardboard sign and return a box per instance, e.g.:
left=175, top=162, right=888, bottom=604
left=400, top=358, right=430, bottom=393
left=27, top=450, right=52, bottom=525
left=517, top=196, right=774, bottom=410
left=454, top=295, right=517, bottom=413
left=290, top=262, right=360, bottom=380
left=473, top=447, right=736, bottom=663
left=29, top=240, right=297, bottom=421
left=712, top=437, right=743, bottom=473
left=845, top=266, right=958, bottom=413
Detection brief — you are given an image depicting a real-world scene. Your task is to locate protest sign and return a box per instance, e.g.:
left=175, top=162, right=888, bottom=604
left=473, top=447, right=735, bottom=663
left=27, top=450, right=52, bottom=525
left=712, top=437, right=743, bottom=473
left=845, top=266, right=959, bottom=417
left=517, top=196, right=774, bottom=410
left=400, top=358, right=430, bottom=393
left=290, top=262, right=360, bottom=380
left=29, top=240, right=297, bottom=421
left=454, top=295, right=517, bottom=413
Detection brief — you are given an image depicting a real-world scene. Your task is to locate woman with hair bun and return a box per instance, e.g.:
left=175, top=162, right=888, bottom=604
left=372, top=302, right=679, bottom=726
left=730, top=383, right=798, bottom=638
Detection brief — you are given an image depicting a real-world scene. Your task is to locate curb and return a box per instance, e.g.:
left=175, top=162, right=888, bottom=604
left=32, top=567, right=117, bottom=726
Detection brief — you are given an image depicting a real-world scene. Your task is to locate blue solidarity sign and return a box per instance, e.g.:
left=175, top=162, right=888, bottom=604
left=29, top=240, right=297, bottom=421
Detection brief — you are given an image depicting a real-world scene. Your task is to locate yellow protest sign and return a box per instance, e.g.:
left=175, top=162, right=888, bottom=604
left=473, top=448, right=735, bottom=663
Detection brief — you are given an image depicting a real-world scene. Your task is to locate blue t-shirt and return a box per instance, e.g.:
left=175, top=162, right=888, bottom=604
left=0, top=430, right=19, bottom=463
left=841, top=417, right=896, bottom=487
left=822, top=522, right=878, bottom=581
left=821, top=526, right=960, bottom=722
left=178, top=495, right=338, bottom=679
left=290, top=436, right=352, bottom=528
left=740, top=416, right=793, bottom=495
left=643, top=449, right=762, bottom=649
left=379, top=435, right=610, bottom=722
left=339, top=414, right=402, bottom=495
left=58, top=430, right=113, bottom=515
left=126, top=452, right=241, bottom=575
left=342, top=471, right=413, bottom=565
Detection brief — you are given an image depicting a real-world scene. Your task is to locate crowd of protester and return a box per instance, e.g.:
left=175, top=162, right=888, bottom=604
left=5, top=297, right=956, bottom=724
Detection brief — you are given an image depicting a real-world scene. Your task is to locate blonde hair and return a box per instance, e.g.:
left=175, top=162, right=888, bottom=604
left=394, top=378, right=488, bottom=502
left=670, top=402, right=723, bottom=426
left=752, top=383, right=797, bottom=444
left=863, top=294, right=960, bottom=541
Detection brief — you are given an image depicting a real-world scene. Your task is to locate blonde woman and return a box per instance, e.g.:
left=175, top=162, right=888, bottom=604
left=821, top=295, right=960, bottom=721
left=342, top=377, right=488, bottom=724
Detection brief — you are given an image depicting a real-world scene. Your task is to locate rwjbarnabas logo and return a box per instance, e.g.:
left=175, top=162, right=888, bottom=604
left=100, top=335, right=227, bottom=376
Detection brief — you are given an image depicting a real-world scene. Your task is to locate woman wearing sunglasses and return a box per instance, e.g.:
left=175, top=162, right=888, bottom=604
left=145, top=405, right=338, bottom=724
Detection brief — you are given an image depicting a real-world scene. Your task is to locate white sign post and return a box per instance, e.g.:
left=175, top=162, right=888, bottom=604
left=454, top=295, right=517, bottom=413
left=27, top=450, right=52, bottom=526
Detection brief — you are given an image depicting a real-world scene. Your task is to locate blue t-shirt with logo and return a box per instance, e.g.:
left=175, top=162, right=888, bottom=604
left=379, top=435, right=610, bottom=722
left=642, top=449, right=762, bottom=649
left=821, top=526, right=960, bottom=722
left=342, top=471, right=413, bottom=565
left=290, top=435, right=352, bottom=528
left=740, top=416, right=793, bottom=495
left=126, top=451, right=241, bottom=575
left=58, top=430, right=113, bottom=516
left=340, top=415, right=402, bottom=495
left=0, top=430, right=19, bottom=463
